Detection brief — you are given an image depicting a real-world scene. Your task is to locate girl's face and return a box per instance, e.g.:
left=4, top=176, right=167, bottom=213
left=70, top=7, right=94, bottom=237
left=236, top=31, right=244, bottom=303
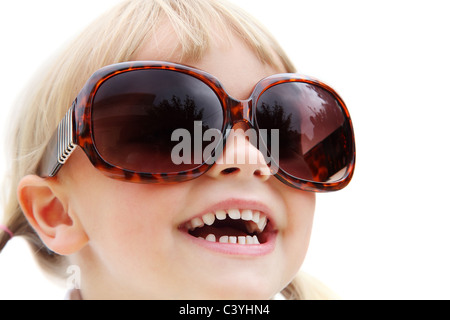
left=62, top=25, right=316, bottom=299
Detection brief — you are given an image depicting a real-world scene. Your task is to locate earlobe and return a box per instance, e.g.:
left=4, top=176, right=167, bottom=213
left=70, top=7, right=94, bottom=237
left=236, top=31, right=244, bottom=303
left=17, top=175, right=88, bottom=255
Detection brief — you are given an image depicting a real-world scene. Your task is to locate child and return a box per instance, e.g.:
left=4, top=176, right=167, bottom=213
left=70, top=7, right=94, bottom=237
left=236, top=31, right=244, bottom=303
left=0, top=0, right=354, bottom=299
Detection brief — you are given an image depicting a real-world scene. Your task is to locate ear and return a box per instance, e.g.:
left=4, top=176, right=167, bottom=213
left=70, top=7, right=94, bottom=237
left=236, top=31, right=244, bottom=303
left=17, top=175, right=88, bottom=255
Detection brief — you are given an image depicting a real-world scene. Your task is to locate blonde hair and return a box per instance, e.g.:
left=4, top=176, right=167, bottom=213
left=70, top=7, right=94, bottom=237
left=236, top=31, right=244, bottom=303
left=1, top=0, right=335, bottom=299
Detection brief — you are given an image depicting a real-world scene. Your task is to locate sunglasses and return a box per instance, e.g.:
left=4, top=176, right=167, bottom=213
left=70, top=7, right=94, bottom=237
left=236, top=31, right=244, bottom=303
left=39, top=61, right=355, bottom=192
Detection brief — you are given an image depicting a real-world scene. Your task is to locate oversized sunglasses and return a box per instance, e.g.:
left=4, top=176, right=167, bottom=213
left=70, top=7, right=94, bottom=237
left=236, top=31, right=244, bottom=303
left=39, top=61, right=355, bottom=192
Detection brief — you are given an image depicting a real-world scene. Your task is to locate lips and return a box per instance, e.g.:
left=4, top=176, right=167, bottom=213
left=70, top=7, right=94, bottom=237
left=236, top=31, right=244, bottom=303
left=178, top=199, right=278, bottom=255
left=182, top=208, right=269, bottom=244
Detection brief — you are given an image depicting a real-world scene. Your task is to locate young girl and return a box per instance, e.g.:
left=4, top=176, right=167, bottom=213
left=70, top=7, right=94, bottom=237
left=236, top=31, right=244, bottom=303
left=0, top=0, right=354, bottom=299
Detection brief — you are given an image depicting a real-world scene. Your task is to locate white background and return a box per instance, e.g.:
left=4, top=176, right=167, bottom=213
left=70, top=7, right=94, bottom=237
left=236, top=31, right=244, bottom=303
left=1, top=0, right=449, bottom=299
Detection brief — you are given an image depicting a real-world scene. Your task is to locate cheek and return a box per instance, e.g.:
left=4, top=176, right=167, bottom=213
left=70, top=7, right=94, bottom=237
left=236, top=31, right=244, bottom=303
left=63, top=153, right=187, bottom=274
left=68, top=178, right=194, bottom=295
left=279, top=189, right=316, bottom=278
left=287, top=191, right=315, bottom=241
left=71, top=183, right=156, bottom=252
left=75, top=182, right=184, bottom=250
left=64, top=150, right=177, bottom=244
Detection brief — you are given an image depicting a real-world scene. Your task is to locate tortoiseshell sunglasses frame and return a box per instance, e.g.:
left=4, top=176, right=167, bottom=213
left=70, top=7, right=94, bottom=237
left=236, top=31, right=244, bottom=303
left=39, top=61, right=355, bottom=192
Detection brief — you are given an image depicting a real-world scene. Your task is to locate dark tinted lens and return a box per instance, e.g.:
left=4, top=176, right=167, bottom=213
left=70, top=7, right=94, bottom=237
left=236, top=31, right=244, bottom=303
left=92, top=69, right=224, bottom=173
left=256, top=82, right=353, bottom=183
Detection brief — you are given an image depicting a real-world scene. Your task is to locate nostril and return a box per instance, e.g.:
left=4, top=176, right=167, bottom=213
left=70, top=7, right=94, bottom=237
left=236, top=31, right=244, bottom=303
left=254, top=169, right=263, bottom=177
left=221, top=167, right=240, bottom=175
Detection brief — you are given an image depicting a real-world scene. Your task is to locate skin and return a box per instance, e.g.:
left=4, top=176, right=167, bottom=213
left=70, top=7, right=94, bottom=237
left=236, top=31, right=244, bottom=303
left=17, top=22, right=316, bottom=299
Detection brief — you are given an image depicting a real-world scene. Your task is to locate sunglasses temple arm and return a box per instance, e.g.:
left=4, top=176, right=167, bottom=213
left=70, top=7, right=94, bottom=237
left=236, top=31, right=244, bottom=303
left=39, top=104, right=76, bottom=178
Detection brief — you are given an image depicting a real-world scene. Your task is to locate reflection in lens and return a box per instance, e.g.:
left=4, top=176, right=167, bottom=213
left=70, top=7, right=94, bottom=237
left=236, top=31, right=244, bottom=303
left=256, top=82, right=352, bottom=183
left=92, top=69, right=223, bottom=173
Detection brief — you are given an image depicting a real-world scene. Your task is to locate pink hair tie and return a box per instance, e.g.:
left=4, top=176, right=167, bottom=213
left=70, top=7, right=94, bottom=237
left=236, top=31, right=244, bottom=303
left=0, top=224, right=14, bottom=239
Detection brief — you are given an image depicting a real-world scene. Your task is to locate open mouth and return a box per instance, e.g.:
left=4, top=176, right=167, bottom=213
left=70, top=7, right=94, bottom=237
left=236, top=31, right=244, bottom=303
left=180, top=209, right=272, bottom=245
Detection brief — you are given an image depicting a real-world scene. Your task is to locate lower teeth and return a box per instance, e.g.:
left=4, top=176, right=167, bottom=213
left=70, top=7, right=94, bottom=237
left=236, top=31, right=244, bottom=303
left=199, top=234, right=260, bottom=244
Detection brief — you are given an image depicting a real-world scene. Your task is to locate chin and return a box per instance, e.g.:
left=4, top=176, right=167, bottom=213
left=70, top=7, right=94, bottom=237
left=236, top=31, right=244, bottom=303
left=187, top=272, right=283, bottom=300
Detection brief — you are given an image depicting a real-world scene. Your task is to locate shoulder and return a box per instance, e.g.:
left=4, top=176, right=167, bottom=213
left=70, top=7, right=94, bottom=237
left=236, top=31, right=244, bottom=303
left=65, top=289, right=82, bottom=300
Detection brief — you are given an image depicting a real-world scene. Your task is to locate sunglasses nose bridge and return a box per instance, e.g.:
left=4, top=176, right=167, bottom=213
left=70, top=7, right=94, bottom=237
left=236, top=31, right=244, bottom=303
left=228, top=98, right=253, bottom=127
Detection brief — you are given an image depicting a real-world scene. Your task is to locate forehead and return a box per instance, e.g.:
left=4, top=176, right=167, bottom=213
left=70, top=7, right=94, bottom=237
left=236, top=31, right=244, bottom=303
left=133, top=21, right=285, bottom=100
left=133, top=18, right=186, bottom=62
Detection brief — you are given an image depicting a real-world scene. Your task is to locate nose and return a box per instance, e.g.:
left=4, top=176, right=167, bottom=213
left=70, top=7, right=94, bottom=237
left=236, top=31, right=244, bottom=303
left=205, top=122, right=271, bottom=182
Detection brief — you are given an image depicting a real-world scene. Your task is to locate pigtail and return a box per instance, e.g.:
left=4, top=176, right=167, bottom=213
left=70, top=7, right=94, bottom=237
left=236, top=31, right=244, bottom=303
left=281, top=272, right=341, bottom=300
left=0, top=205, right=67, bottom=278
left=0, top=206, right=35, bottom=253
left=0, top=230, right=10, bottom=253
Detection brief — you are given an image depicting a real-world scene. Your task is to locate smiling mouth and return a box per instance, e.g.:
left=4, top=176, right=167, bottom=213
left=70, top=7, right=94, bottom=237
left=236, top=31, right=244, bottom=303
left=180, top=209, right=271, bottom=245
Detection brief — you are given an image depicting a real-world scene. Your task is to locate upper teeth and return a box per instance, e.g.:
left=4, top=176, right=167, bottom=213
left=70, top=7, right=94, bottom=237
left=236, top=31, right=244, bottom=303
left=185, top=209, right=268, bottom=243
